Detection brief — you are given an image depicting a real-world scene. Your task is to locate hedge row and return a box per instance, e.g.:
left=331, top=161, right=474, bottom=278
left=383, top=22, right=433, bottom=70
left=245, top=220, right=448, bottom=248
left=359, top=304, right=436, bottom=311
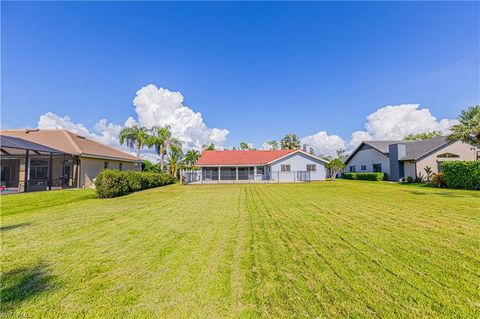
left=95, top=170, right=177, bottom=198
left=343, top=172, right=385, bottom=181
left=442, top=161, right=480, bottom=190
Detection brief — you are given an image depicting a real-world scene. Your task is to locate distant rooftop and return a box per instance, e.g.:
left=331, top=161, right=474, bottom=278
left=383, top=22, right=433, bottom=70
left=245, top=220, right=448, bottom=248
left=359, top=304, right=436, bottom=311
left=0, top=129, right=141, bottom=162
left=197, top=149, right=296, bottom=166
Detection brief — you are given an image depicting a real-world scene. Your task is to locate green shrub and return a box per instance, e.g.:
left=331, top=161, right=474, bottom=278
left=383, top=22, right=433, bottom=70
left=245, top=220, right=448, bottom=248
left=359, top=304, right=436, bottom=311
left=441, top=161, right=480, bottom=190
left=95, top=170, right=177, bottom=198
left=431, top=172, right=446, bottom=188
left=406, top=176, right=414, bottom=183
left=343, top=172, right=385, bottom=181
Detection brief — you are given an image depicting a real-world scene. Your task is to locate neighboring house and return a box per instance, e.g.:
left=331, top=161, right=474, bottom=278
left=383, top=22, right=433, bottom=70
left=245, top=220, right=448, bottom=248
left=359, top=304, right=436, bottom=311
left=344, top=137, right=480, bottom=181
left=1, top=129, right=142, bottom=191
left=185, top=149, right=329, bottom=183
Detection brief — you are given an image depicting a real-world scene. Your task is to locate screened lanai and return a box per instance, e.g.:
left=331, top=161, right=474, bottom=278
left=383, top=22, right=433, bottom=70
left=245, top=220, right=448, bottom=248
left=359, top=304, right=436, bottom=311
left=0, top=135, right=78, bottom=193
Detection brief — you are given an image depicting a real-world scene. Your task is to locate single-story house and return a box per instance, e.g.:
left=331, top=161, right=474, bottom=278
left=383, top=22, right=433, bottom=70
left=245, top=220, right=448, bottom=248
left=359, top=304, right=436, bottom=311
left=1, top=129, right=142, bottom=191
left=184, top=149, right=329, bottom=183
left=344, top=137, right=480, bottom=181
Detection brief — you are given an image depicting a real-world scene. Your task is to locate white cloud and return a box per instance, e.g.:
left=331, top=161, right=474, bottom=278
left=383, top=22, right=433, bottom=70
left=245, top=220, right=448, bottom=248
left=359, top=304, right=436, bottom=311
left=38, top=112, right=91, bottom=136
left=301, top=131, right=346, bottom=156
left=347, top=131, right=373, bottom=150
left=37, top=98, right=457, bottom=161
left=38, top=112, right=131, bottom=148
left=287, top=103, right=457, bottom=156
left=132, top=84, right=229, bottom=149
left=346, top=103, right=458, bottom=149
left=36, top=85, right=229, bottom=160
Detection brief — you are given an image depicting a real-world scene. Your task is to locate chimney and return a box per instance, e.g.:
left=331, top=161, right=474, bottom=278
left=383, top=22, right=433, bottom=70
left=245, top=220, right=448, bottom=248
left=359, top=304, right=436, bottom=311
left=388, top=143, right=406, bottom=181
left=302, top=144, right=307, bottom=152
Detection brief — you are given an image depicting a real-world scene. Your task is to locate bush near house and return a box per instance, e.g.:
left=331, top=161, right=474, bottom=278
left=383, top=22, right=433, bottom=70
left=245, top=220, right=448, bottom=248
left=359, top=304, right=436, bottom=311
left=343, top=172, right=385, bottom=181
left=442, top=161, right=480, bottom=190
left=431, top=172, right=447, bottom=188
left=95, top=170, right=177, bottom=198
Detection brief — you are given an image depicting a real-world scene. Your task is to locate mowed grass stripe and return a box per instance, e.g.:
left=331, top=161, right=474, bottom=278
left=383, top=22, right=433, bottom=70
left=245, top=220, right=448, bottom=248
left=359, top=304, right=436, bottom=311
left=262, top=183, right=478, bottom=316
left=1, top=181, right=479, bottom=318
left=254, top=185, right=407, bottom=318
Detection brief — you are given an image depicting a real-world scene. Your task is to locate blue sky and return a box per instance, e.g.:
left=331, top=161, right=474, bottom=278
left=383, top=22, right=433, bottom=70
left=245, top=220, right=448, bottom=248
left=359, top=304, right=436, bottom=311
left=2, top=1, right=479, bottom=154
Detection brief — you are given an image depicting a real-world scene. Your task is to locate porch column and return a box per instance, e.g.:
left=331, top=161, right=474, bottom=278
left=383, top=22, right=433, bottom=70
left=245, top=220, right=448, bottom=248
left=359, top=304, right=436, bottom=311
left=218, top=167, right=220, bottom=181
left=48, top=152, right=53, bottom=190
left=235, top=167, right=238, bottom=180
left=253, top=166, right=257, bottom=181
left=62, top=154, right=66, bottom=188
left=24, top=150, right=29, bottom=192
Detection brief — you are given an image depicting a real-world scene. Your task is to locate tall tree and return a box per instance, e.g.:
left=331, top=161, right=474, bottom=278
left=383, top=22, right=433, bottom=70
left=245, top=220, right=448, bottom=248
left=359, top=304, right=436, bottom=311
left=266, top=140, right=279, bottom=150
left=146, top=125, right=182, bottom=172
left=447, top=105, right=480, bottom=145
left=119, top=125, right=149, bottom=158
left=280, top=134, right=301, bottom=150
left=239, top=142, right=252, bottom=150
left=403, top=131, right=441, bottom=141
left=184, top=150, right=200, bottom=167
left=202, top=143, right=215, bottom=151
left=165, top=147, right=184, bottom=177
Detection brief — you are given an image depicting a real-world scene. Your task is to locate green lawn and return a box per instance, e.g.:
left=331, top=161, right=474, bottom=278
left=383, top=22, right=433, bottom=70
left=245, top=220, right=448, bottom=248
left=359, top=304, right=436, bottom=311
left=1, top=181, right=479, bottom=318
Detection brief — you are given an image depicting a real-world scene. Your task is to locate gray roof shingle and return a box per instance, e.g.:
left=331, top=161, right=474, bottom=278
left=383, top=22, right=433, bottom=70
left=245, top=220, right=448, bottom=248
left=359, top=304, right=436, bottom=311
left=346, top=137, right=450, bottom=164
left=400, top=136, right=449, bottom=160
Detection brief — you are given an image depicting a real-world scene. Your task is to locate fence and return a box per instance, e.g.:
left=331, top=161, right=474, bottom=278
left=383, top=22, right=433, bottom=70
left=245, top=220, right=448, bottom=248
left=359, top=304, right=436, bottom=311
left=180, top=170, right=311, bottom=184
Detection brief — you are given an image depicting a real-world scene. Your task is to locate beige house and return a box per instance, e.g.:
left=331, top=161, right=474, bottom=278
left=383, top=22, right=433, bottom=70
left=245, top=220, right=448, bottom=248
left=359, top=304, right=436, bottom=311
left=344, top=137, right=479, bottom=181
left=1, top=129, right=141, bottom=191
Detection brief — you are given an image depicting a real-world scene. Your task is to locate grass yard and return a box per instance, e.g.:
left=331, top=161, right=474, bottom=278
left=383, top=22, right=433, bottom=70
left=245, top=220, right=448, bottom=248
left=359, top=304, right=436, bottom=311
left=1, top=181, right=479, bottom=318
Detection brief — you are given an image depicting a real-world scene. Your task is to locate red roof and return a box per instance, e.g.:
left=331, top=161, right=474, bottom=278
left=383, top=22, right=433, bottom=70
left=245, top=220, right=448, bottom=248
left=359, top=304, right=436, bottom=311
left=196, top=150, right=296, bottom=166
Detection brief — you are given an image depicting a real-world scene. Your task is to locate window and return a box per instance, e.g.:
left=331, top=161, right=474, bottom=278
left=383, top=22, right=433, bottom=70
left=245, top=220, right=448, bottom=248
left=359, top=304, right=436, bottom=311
left=281, top=165, right=291, bottom=172
left=361, top=165, right=366, bottom=171
left=477, top=151, right=480, bottom=161
left=437, top=152, right=460, bottom=158
left=119, top=163, right=123, bottom=171
left=104, top=161, right=108, bottom=169
left=437, top=162, right=443, bottom=172
left=29, top=160, right=49, bottom=180
left=256, top=166, right=264, bottom=175
left=349, top=166, right=356, bottom=172
left=373, top=164, right=382, bottom=172
left=306, top=164, right=316, bottom=172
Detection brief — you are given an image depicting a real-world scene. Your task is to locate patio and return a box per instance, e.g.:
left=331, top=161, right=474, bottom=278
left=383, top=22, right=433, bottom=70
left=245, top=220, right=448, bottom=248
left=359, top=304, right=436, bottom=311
left=0, top=135, right=79, bottom=193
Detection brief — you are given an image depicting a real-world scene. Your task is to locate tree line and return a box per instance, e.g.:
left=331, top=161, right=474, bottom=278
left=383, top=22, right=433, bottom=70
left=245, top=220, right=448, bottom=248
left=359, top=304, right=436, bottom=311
left=119, top=125, right=201, bottom=177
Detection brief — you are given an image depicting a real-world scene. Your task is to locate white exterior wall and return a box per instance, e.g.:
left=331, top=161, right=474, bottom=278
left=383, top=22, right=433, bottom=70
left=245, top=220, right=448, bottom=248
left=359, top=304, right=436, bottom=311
left=346, top=146, right=390, bottom=174
left=403, top=161, right=416, bottom=179
left=415, top=141, right=479, bottom=175
left=269, top=152, right=327, bottom=181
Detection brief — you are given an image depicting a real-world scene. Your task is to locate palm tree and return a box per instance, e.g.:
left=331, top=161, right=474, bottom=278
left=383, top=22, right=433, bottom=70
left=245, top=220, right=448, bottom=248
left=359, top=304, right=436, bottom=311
left=239, top=142, right=252, bottom=150
left=146, top=125, right=182, bottom=171
left=142, top=160, right=161, bottom=173
left=119, top=125, right=149, bottom=157
left=447, top=105, right=480, bottom=145
left=403, top=131, right=441, bottom=141
left=165, top=147, right=184, bottom=177
left=202, top=143, right=215, bottom=151
left=266, top=140, right=279, bottom=150
left=184, top=150, right=200, bottom=167
left=424, top=166, right=433, bottom=182
left=280, top=134, right=301, bottom=150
